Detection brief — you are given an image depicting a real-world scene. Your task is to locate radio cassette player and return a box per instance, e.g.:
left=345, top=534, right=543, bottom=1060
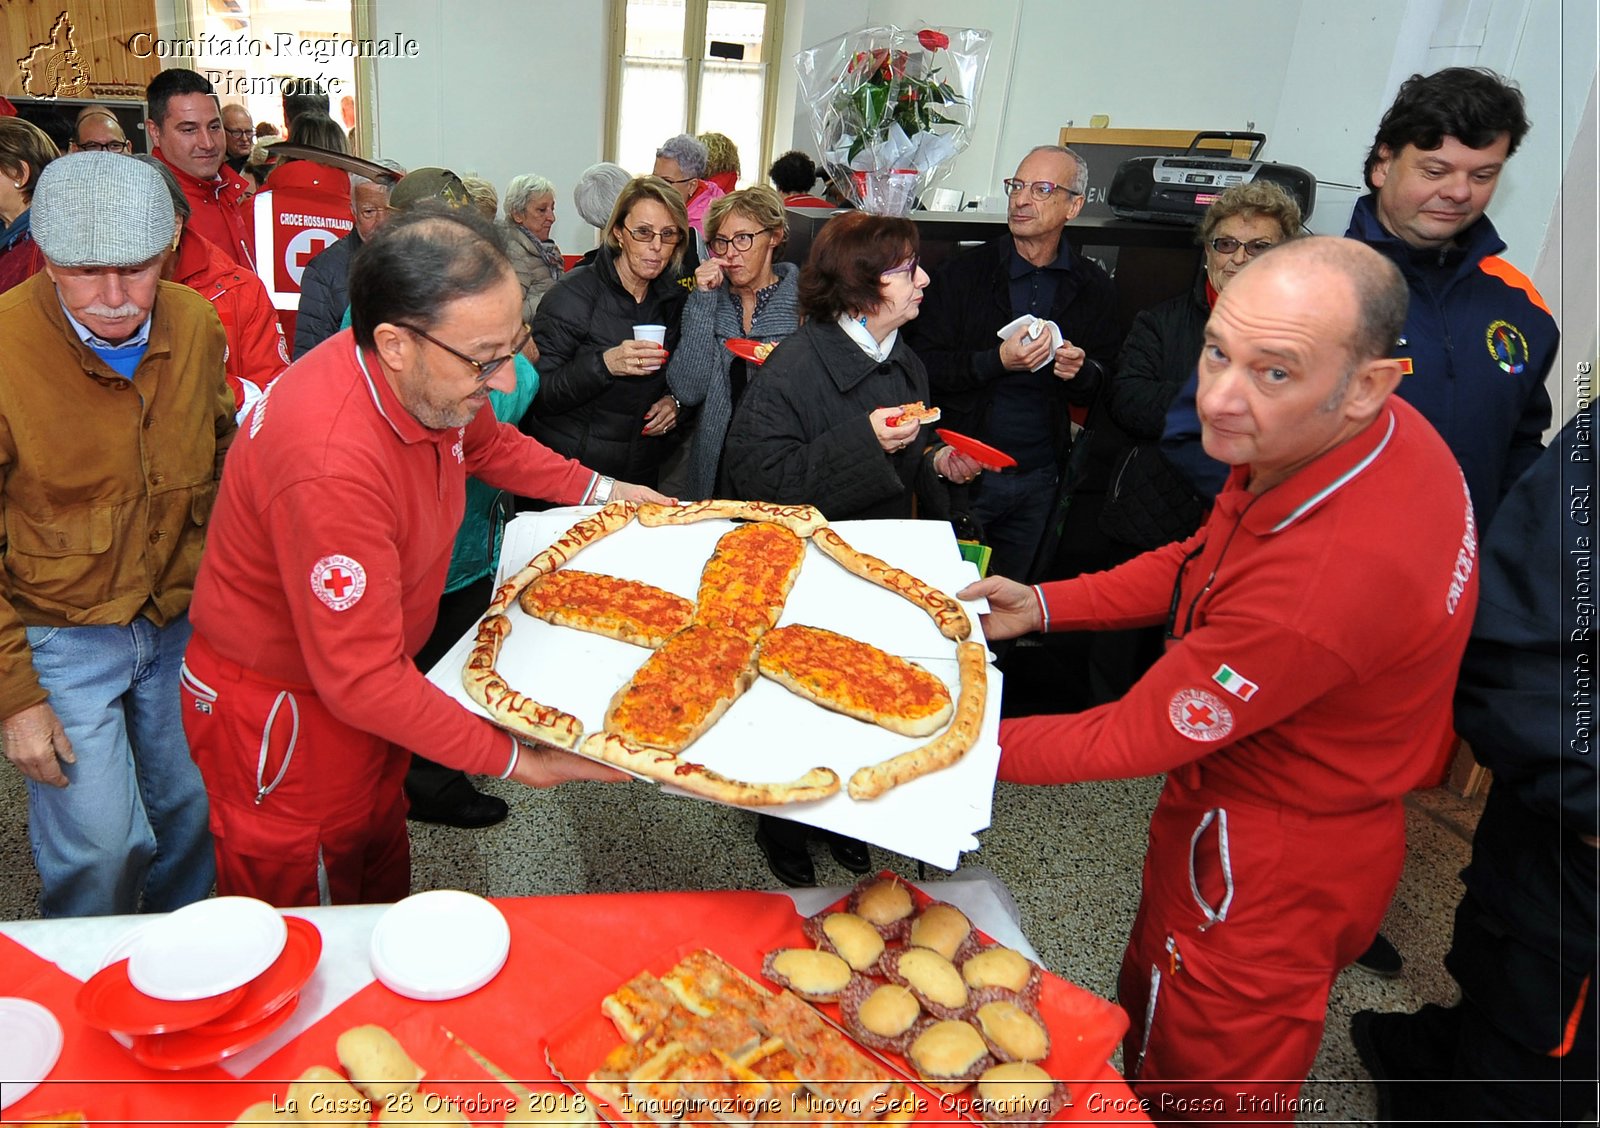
left=1108, top=132, right=1316, bottom=225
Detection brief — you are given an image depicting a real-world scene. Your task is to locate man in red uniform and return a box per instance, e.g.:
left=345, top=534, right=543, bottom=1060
left=146, top=70, right=254, bottom=270
left=136, top=155, right=287, bottom=423
left=961, top=237, right=1479, bottom=1122
left=182, top=204, right=664, bottom=907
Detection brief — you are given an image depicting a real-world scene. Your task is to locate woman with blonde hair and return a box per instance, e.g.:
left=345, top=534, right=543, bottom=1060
left=526, top=176, right=690, bottom=488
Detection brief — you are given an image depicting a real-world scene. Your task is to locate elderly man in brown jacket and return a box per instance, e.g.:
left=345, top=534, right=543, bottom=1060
left=0, top=153, right=235, bottom=917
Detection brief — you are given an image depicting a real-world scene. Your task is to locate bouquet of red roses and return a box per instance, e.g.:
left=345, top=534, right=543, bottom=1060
left=795, top=25, right=991, bottom=214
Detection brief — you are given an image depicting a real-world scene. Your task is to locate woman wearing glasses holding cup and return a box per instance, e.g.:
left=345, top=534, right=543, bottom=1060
left=525, top=176, right=690, bottom=490
left=663, top=186, right=801, bottom=500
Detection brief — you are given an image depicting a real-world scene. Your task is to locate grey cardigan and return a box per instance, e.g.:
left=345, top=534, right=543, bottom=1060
left=665, top=261, right=801, bottom=499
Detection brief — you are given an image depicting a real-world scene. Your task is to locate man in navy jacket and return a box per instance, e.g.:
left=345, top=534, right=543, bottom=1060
left=1349, top=65, right=1555, bottom=528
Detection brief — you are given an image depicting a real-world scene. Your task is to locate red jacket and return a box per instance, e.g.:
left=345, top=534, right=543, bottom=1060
left=155, top=149, right=256, bottom=269
left=188, top=331, right=598, bottom=775
left=171, top=230, right=287, bottom=419
left=1000, top=396, right=1478, bottom=813
left=0, top=231, right=43, bottom=295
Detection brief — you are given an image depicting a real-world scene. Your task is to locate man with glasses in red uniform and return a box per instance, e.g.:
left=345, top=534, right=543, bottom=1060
left=961, top=236, right=1478, bottom=1122
left=182, top=204, right=667, bottom=907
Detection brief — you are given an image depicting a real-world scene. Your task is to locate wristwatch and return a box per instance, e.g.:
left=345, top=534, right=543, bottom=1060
left=592, top=475, right=615, bottom=505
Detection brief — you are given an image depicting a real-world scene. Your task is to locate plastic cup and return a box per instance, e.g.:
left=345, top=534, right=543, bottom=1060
left=633, top=324, right=667, bottom=344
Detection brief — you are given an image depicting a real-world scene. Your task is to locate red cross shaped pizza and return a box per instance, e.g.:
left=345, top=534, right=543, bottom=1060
left=462, top=501, right=988, bottom=806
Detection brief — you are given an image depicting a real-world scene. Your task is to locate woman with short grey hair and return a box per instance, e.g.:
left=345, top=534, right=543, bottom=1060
left=502, top=171, right=563, bottom=321
left=572, top=162, right=630, bottom=267
left=654, top=132, right=724, bottom=233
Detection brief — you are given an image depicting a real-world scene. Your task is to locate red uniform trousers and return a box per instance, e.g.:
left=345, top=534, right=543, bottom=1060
left=1117, top=771, right=1405, bottom=1124
left=180, top=631, right=411, bottom=907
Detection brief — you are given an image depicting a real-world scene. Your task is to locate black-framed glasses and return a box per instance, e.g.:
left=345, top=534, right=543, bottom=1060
left=224, top=128, right=255, bottom=140
left=75, top=139, right=130, bottom=153
left=623, top=225, right=684, bottom=247
left=397, top=322, right=531, bottom=383
left=656, top=174, right=696, bottom=186
left=1002, top=178, right=1079, bottom=201
left=1209, top=237, right=1277, bottom=258
left=708, top=228, right=774, bottom=254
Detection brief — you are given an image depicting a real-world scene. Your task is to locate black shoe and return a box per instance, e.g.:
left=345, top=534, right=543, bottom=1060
left=755, top=822, right=815, bottom=887
left=1354, top=931, right=1404, bottom=978
left=1350, top=1009, right=1398, bottom=1120
left=825, top=833, right=872, bottom=874
left=406, top=789, right=509, bottom=829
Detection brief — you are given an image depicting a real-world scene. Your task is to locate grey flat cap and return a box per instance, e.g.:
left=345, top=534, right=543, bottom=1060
left=32, top=152, right=176, bottom=267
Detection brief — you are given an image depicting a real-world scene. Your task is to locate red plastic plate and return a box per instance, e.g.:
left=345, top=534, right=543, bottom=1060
left=724, top=338, right=779, bottom=365
left=75, top=962, right=245, bottom=1036
left=185, top=915, right=321, bottom=1036
left=935, top=428, right=1018, bottom=470
left=127, top=992, right=300, bottom=1071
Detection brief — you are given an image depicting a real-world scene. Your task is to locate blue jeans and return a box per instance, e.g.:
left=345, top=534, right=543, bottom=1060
left=24, top=614, right=214, bottom=917
left=971, top=464, right=1059, bottom=582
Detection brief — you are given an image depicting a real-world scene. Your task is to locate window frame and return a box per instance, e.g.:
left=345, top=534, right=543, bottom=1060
left=606, top=0, right=784, bottom=181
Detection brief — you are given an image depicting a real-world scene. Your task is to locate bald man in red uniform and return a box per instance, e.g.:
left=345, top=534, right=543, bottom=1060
left=962, top=237, right=1478, bottom=1122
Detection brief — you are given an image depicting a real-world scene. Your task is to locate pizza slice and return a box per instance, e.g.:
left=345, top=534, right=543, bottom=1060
left=602, top=971, right=680, bottom=1043
left=692, top=523, right=806, bottom=641
left=757, top=625, right=953, bottom=737
left=604, top=624, right=759, bottom=752
left=848, top=640, right=988, bottom=800
left=887, top=400, right=942, bottom=427
left=520, top=570, right=695, bottom=648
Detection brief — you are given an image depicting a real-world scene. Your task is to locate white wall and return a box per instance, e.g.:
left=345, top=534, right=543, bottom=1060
left=767, top=0, right=1593, bottom=272
left=369, top=0, right=611, bottom=252
left=361, top=0, right=1594, bottom=281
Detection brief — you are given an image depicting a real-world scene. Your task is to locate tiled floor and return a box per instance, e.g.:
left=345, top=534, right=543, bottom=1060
left=0, top=755, right=1484, bottom=1123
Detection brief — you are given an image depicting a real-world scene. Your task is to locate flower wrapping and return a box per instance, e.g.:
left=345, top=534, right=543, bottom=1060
left=794, top=24, right=991, bottom=214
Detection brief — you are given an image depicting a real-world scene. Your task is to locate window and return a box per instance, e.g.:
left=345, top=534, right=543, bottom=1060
left=612, top=0, right=781, bottom=184
left=178, top=0, right=364, bottom=149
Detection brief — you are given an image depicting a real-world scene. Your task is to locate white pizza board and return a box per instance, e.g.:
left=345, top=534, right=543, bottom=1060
left=427, top=510, right=1002, bottom=869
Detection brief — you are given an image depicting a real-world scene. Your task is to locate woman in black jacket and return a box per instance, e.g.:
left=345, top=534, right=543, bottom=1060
left=722, top=211, right=982, bottom=887
left=525, top=176, right=690, bottom=488
left=1101, top=179, right=1303, bottom=551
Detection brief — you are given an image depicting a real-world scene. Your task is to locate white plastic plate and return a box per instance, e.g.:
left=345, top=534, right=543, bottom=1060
left=369, top=890, right=510, bottom=1001
left=0, top=997, right=64, bottom=1110
left=128, top=896, right=288, bottom=1002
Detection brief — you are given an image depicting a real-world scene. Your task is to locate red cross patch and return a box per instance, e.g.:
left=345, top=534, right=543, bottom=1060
left=1168, top=687, right=1234, bottom=742
left=310, top=554, right=367, bottom=612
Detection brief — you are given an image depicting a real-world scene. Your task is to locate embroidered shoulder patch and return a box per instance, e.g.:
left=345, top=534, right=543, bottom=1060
left=1168, top=688, right=1234, bottom=742
left=1211, top=664, right=1259, bottom=701
left=310, top=554, right=367, bottom=612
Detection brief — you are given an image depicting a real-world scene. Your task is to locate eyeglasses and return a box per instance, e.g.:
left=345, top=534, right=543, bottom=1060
left=1208, top=237, right=1277, bottom=258
left=1002, top=178, right=1080, bottom=201
left=75, top=140, right=130, bottom=153
left=708, top=228, right=773, bottom=254
left=623, top=225, right=684, bottom=247
left=882, top=256, right=921, bottom=278
left=656, top=175, right=696, bottom=186
left=224, top=128, right=255, bottom=140
left=397, top=322, right=531, bottom=383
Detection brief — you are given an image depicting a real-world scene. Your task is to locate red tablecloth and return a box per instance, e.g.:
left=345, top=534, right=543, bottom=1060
left=3, top=890, right=1152, bottom=1126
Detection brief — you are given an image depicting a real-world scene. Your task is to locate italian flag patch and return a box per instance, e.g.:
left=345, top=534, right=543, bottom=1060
left=1212, top=664, right=1259, bottom=701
